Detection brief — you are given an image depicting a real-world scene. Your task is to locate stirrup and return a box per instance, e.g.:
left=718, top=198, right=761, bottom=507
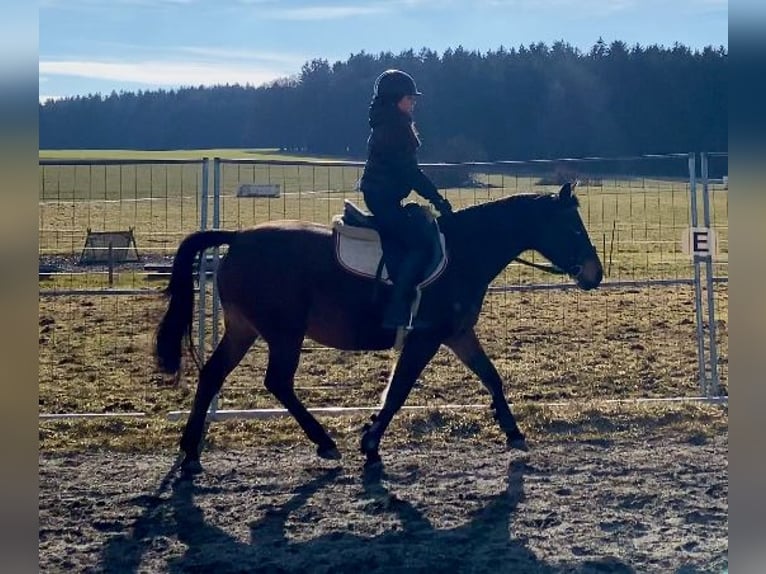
left=381, top=300, right=414, bottom=331
left=393, top=325, right=410, bottom=350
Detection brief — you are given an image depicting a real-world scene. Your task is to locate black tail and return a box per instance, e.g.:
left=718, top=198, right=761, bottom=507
left=154, top=230, right=236, bottom=375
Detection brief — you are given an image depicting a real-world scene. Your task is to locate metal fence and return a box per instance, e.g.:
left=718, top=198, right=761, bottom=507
left=694, top=152, right=728, bottom=395
left=38, top=153, right=728, bottom=421
left=38, top=159, right=209, bottom=420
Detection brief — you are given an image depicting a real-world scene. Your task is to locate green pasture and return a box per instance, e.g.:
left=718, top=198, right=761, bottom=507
left=38, top=147, right=342, bottom=162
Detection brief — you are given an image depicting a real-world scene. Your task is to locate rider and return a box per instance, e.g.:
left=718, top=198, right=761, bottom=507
left=360, top=69, right=453, bottom=329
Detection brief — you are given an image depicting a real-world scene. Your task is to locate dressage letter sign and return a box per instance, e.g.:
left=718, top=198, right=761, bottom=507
left=681, top=227, right=717, bottom=259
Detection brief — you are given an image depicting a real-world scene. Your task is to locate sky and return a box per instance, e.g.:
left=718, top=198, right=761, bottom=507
left=39, top=0, right=728, bottom=103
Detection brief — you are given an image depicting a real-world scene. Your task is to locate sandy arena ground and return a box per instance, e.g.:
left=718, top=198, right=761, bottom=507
left=39, top=430, right=727, bottom=573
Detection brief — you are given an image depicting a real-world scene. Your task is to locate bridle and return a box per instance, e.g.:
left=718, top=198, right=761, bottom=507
left=513, top=239, right=598, bottom=281
left=513, top=256, right=567, bottom=275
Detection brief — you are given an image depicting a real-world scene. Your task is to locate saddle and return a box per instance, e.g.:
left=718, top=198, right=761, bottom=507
left=331, top=200, right=448, bottom=288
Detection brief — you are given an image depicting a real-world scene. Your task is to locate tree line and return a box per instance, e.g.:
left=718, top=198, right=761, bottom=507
left=39, top=39, right=727, bottom=162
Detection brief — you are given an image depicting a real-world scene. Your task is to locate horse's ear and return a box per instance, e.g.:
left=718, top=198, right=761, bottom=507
left=559, top=182, right=572, bottom=201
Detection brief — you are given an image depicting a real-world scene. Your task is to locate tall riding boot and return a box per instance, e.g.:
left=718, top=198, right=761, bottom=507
left=382, top=253, right=425, bottom=329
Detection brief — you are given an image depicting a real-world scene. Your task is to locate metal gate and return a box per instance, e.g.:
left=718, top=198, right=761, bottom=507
left=37, top=153, right=727, bottom=422
left=192, top=152, right=728, bottom=421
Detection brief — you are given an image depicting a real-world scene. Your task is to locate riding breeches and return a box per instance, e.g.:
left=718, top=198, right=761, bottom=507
left=363, top=194, right=431, bottom=259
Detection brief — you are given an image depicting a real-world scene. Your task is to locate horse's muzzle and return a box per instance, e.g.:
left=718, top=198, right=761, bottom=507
left=574, top=257, right=603, bottom=290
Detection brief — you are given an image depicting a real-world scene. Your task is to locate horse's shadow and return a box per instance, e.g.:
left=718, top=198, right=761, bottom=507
left=101, top=460, right=635, bottom=574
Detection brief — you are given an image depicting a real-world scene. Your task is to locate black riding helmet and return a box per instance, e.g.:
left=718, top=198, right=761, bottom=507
left=373, top=69, right=422, bottom=103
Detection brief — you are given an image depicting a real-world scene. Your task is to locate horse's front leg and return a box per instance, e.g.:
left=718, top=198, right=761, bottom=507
left=445, top=328, right=528, bottom=451
left=361, top=333, right=443, bottom=467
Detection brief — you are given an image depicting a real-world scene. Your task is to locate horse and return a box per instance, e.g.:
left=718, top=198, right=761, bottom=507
left=155, top=182, right=603, bottom=474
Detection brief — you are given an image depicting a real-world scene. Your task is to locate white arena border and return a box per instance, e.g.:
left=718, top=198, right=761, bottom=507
left=165, top=395, right=727, bottom=423
left=38, top=396, right=727, bottom=422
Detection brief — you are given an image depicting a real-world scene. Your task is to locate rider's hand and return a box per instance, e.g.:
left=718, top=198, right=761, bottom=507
left=433, top=197, right=453, bottom=217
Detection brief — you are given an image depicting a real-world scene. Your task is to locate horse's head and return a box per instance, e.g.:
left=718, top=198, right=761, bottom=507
left=533, top=183, right=603, bottom=290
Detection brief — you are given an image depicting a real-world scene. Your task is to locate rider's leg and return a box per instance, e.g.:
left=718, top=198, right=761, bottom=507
left=369, top=204, right=431, bottom=329
left=382, top=248, right=428, bottom=329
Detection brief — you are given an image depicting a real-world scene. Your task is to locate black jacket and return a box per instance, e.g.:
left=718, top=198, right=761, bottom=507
left=359, top=101, right=441, bottom=206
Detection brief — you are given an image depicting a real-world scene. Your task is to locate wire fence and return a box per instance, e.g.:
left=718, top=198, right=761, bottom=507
left=38, top=153, right=728, bottom=421
left=38, top=158, right=208, bottom=289
left=202, top=154, right=727, bottom=416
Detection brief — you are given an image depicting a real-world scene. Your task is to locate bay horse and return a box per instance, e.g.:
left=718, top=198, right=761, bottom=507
left=155, top=182, right=603, bottom=474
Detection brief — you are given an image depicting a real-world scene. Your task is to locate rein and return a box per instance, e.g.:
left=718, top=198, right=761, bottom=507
left=513, top=256, right=567, bottom=275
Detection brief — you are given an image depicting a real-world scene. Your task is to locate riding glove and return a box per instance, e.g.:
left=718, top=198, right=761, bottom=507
left=432, top=196, right=453, bottom=217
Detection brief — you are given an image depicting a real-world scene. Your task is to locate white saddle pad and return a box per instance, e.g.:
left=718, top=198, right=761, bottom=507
left=332, top=216, right=447, bottom=287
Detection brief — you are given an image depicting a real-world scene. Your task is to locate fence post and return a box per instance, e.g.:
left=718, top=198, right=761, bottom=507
left=209, top=158, right=222, bottom=417
left=688, top=153, right=707, bottom=396
left=700, top=153, right=720, bottom=396
left=107, top=242, right=114, bottom=286
left=212, top=157, right=221, bottom=349
left=197, top=158, right=209, bottom=364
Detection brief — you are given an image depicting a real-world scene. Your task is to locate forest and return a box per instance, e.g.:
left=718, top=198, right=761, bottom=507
left=39, top=39, right=727, bottom=162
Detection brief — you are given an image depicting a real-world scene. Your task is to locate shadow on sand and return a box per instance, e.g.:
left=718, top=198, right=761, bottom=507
left=100, top=460, right=635, bottom=574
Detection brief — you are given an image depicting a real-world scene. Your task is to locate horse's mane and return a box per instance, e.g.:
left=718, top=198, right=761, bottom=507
left=450, top=191, right=579, bottom=229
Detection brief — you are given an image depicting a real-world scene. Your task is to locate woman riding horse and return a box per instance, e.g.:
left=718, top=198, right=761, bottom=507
left=156, top=180, right=603, bottom=474
left=360, top=69, right=453, bottom=329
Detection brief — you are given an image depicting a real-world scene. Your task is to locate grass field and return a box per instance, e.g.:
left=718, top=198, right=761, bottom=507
left=39, top=151, right=728, bottom=285
left=38, top=150, right=728, bottom=454
left=39, top=147, right=346, bottom=162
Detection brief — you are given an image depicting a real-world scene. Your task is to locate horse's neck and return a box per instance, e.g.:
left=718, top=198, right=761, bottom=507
left=447, top=197, right=535, bottom=285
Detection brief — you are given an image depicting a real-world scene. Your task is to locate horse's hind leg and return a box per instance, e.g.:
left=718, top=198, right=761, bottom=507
left=180, top=316, right=257, bottom=474
left=264, top=340, right=340, bottom=460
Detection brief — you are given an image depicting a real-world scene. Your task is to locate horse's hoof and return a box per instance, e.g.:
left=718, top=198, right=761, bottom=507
left=317, top=446, right=342, bottom=460
left=181, top=458, right=203, bottom=475
left=507, top=437, right=529, bottom=452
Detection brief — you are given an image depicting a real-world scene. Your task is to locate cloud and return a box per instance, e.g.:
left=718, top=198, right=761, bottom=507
left=39, top=94, right=65, bottom=104
left=256, top=0, right=441, bottom=19
left=59, top=41, right=310, bottom=67
left=120, top=0, right=196, bottom=4
left=42, top=0, right=196, bottom=6
left=482, top=0, right=636, bottom=15
left=41, top=0, right=438, bottom=17
left=175, top=46, right=308, bottom=66
left=483, top=0, right=727, bottom=15
left=39, top=59, right=290, bottom=89
left=261, top=4, right=390, bottom=20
